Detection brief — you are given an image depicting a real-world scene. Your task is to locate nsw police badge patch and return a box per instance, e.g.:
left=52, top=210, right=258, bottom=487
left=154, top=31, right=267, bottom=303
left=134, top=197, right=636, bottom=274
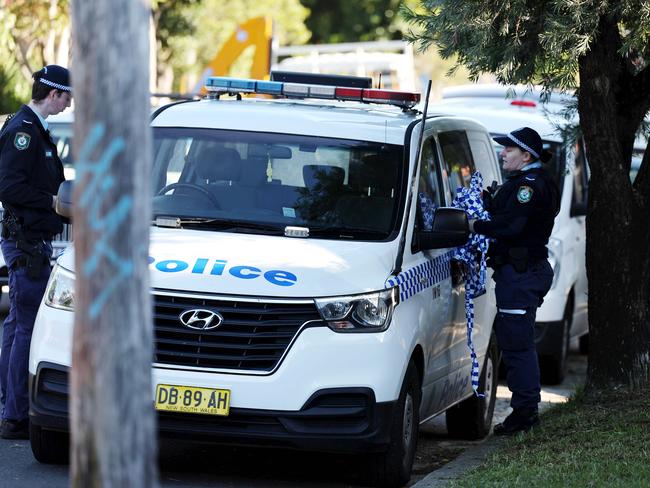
left=14, top=132, right=31, bottom=150
left=517, top=185, right=533, bottom=203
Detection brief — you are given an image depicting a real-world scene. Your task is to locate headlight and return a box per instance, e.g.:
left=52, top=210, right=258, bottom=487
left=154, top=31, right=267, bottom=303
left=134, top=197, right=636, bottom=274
left=314, top=288, right=399, bottom=333
left=44, top=264, right=75, bottom=311
left=547, top=237, right=562, bottom=290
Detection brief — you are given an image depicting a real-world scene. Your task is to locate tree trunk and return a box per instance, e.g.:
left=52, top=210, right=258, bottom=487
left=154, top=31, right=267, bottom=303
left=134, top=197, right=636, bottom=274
left=578, top=17, right=650, bottom=393
left=69, top=0, right=157, bottom=486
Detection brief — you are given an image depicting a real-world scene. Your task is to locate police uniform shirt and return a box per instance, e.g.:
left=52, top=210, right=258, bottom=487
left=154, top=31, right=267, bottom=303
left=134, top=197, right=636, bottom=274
left=0, top=105, right=65, bottom=240
left=474, top=164, right=559, bottom=261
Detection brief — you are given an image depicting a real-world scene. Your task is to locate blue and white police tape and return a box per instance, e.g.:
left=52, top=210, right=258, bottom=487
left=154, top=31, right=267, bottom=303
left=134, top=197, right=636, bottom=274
left=452, top=171, right=491, bottom=396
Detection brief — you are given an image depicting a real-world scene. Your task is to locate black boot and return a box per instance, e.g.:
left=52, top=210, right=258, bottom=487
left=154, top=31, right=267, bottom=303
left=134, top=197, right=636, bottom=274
left=1, top=418, right=29, bottom=440
left=493, top=409, right=539, bottom=436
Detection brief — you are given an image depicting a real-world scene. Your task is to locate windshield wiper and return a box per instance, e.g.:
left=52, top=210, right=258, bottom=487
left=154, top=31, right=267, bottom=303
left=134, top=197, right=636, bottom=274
left=153, top=217, right=284, bottom=235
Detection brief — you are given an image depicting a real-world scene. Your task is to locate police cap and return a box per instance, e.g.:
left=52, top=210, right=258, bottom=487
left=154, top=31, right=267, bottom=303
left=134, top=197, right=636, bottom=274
left=36, top=65, right=71, bottom=92
left=493, top=127, right=551, bottom=163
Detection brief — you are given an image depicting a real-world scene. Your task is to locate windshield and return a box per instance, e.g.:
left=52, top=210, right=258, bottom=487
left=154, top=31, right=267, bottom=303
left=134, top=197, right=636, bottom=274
left=152, top=128, right=405, bottom=240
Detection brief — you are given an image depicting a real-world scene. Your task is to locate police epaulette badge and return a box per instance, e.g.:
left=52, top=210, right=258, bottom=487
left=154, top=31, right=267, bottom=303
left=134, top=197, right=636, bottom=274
left=517, top=185, right=533, bottom=203
left=14, top=132, right=31, bottom=150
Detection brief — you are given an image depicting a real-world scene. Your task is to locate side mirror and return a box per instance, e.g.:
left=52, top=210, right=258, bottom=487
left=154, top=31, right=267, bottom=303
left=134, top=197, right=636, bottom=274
left=418, top=207, right=469, bottom=250
left=56, top=180, right=73, bottom=218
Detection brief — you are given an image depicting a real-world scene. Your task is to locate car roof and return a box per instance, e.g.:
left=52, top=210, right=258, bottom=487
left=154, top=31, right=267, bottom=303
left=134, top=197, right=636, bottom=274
left=151, top=98, right=422, bottom=145
left=428, top=102, right=567, bottom=143
left=442, top=83, right=575, bottom=107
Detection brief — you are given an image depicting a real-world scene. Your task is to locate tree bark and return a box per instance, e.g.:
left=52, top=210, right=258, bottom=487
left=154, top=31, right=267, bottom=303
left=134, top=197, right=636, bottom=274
left=70, top=0, right=157, bottom=486
left=578, top=16, right=650, bottom=392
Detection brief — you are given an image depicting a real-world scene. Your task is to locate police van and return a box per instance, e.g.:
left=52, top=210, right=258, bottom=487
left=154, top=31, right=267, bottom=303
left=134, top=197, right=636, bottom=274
left=29, top=73, right=501, bottom=486
left=433, top=84, right=591, bottom=385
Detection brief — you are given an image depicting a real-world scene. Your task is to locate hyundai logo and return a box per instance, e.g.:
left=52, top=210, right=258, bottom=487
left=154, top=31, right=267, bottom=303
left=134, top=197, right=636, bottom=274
left=179, top=309, right=224, bottom=330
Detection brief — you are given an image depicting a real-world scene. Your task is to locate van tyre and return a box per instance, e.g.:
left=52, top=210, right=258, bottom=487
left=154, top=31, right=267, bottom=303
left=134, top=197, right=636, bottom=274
left=445, top=337, right=499, bottom=439
left=539, top=300, right=572, bottom=385
left=30, top=423, right=69, bottom=464
left=365, top=360, right=420, bottom=488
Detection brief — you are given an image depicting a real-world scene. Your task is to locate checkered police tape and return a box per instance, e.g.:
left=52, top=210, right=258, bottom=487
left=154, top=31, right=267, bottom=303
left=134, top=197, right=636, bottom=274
left=386, top=173, right=490, bottom=396
left=386, top=250, right=453, bottom=302
left=39, top=78, right=71, bottom=92
left=451, top=171, right=491, bottom=396
left=508, top=133, right=539, bottom=159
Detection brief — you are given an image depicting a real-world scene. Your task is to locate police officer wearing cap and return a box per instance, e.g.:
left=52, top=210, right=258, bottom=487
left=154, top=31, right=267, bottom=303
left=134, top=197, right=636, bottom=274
left=0, top=65, right=70, bottom=439
left=469, top=127, right=559, bottom=436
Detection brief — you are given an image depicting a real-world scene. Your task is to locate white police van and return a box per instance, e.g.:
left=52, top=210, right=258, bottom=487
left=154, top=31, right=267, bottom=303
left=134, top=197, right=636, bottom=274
left=29, top=73, right=501, bottom=487
left=432, top=84, right=590, bottom=384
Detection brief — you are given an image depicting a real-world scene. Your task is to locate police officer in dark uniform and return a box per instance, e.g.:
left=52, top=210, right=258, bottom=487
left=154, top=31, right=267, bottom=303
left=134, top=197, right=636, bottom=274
left=469, top=127, right=560, bottom=436
left=0, top=65, right=70, bottom=439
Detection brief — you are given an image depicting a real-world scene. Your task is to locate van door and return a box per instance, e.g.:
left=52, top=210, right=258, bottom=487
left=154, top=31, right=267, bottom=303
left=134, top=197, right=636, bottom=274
left=408, top=134, right=457, bottom=417
left=435, top=129, right=479, bottom=385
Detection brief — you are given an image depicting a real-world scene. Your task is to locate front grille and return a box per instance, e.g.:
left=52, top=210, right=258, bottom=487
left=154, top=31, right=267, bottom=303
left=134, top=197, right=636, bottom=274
left=153, top=293, right=321, bottom=372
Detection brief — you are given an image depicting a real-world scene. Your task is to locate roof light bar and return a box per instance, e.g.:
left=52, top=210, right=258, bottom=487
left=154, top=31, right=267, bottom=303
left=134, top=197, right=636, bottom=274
left=206, top=77, right=257, bottom=93
left=205, top=76, right=421, bottom=109
left=362, top=88, right=420, bottom=108
left=335, top=87, right=363, bottom=102
left=511, top=99, right=537, bottom=108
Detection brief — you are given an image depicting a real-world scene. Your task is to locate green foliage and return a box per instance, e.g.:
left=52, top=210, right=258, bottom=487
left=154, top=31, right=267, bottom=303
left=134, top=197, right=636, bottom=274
left=161, top=0, right=310, bottom=89
left=300, top=0, right=412, bottom=43
left=0, top=0, right=69, bottom=107
left=402, top=0, right=650, bottom=91
left=0, top=67, right=23, bottom=114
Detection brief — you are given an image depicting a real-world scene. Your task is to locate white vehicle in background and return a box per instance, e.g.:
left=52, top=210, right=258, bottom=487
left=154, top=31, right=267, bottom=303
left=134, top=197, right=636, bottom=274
left=30, top=73, right=501, bottom=487
left=272, top=40, right=417, bottom=91
left=431, top=84, right=589, bottom=384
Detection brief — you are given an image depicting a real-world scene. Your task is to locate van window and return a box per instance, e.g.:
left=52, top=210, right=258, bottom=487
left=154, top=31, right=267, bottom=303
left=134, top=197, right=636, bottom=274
left=467, top=130, right=499, bottom=185
left=411, top=137, right=442, bottom=252
left=438, top=130, right=475, bottom=203
left=151, top=128, right=405, bottom=241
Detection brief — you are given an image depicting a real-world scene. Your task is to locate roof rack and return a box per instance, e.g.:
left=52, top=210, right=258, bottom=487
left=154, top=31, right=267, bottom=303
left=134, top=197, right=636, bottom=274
left=204, top=72, right=420, bottom=109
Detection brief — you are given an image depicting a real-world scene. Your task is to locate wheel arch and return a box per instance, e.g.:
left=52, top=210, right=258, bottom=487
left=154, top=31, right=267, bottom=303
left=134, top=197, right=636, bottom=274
left=409, top=345, right=424, bottom=387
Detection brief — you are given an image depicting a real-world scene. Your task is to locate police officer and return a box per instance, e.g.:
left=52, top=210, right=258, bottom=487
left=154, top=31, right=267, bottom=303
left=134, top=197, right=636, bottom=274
left=0, top=65, right=70, bottom=439
left=469, top=127, right=560, bottom=435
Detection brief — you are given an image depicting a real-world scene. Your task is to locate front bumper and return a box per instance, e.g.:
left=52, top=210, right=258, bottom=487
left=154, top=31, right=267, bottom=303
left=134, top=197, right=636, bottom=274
left=30, top=362, right=396, bottom=453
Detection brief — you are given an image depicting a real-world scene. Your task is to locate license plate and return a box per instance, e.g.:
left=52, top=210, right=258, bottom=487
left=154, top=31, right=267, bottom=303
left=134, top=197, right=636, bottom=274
left=155, top=384, right=230, bottom=416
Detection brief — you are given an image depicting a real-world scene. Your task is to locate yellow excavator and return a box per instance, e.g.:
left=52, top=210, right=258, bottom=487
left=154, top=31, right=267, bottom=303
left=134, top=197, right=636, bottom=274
left=182, top=15, right=415, bottom=96
left=192, top=16, right=273, bottom=96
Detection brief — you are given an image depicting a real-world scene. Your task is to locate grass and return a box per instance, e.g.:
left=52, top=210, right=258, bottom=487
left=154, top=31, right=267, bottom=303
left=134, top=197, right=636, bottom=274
left=449, top=387, right=650, bottom=488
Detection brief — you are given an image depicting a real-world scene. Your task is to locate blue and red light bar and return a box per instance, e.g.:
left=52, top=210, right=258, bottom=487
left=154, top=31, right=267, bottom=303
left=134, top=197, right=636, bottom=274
left=510, top=99, right=537, bottom=108
left=205, top=76, right=421, bottom=109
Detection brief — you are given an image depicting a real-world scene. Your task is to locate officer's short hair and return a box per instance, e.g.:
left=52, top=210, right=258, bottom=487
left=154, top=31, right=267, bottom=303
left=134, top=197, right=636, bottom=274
left=31, top=65, right=71, bottom=101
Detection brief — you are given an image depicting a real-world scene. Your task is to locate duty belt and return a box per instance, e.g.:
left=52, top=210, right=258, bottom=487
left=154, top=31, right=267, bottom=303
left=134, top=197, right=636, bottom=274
left=10, top=254, right=50, bottom=273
